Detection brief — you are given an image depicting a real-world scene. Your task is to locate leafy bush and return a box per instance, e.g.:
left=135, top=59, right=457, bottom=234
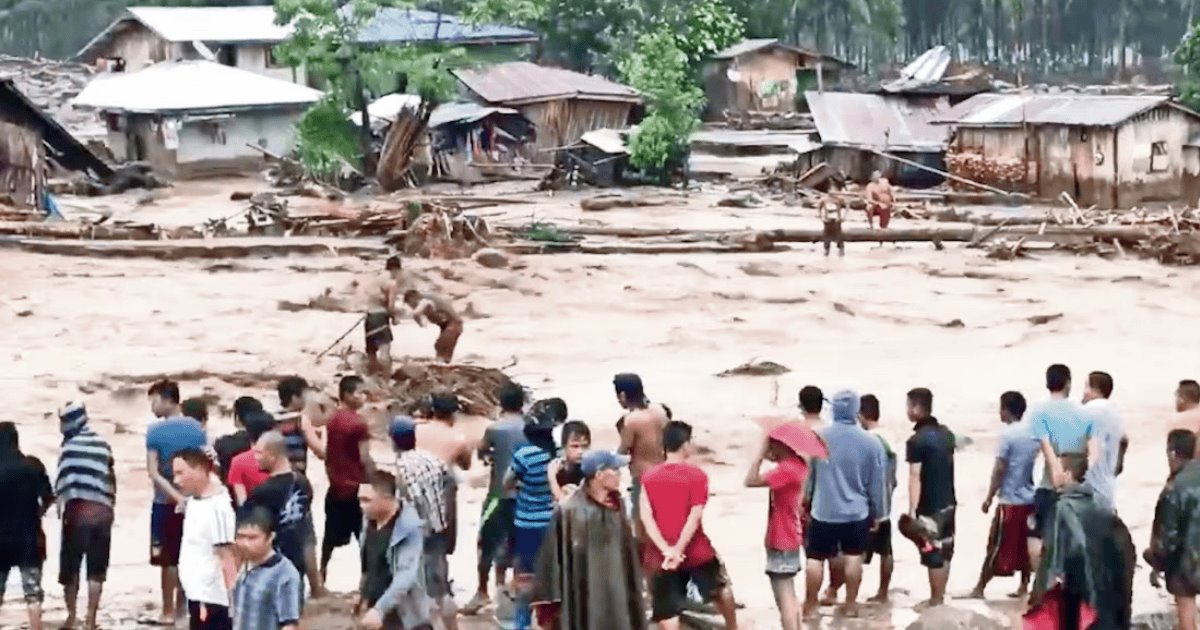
left=619, top=27, right=704, bottom=178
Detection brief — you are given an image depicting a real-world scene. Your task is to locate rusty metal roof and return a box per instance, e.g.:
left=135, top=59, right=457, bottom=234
left=711, top=38, right=853, bottom=68
left=935, top=93, right=1198, bottom=127
left=804, top=91, right=949, bottom=152
left=453, top=62, right=640, bottom=106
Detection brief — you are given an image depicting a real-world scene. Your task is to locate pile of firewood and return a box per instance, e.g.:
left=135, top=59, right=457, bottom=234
left=946, top=152, right=1024, bottom=191
left=388, top=361, right=514, bottom=416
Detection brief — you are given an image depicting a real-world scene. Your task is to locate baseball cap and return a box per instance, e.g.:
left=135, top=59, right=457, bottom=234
left=389, top=416, right=417, bottom=441
left=580, top=450, right=630, bottom=477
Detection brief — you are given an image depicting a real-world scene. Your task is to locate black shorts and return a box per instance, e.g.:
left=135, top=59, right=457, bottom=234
left=60, top=516, right=113, bottom=584
left=805, top=518, right=871, bottom=560
left=187, top=600, right=232, bottom=630
left=478, top=497, right=515, bottom=572
left=650, top=558, right=730, bottom=622
left=365, top=312, right=393, bottom=352
left=323, top=494, right=363, bottom=548
left=864, top=519, right=893, bottom=564
left=1030, top=488, right=1058, bottom=539
left=917, top=507, right=956, bottom=569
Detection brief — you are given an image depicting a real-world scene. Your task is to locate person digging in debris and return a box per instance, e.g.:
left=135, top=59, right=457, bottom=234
left=365, top=256, right=409, bottom=377
left=402, top=290, right=464, bottom=363
left=819, top=182, right=846, bottom=257
left=865, top=172, right=894, bottom=230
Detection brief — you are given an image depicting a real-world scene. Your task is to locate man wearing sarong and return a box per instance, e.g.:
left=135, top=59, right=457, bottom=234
left=402, top=290, right=463, bottom=363
left=969, top=391, right=1039, bottom=599
left=365, top=256, right=408, bottom=376
left=864, top=172, right=894, bottom=230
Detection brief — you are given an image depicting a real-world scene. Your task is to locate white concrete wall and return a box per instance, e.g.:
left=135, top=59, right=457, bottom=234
left=1113, top=106, right=1187, bottom=206
left=175, top=110, right=302, bottom=174
left=231, top=44, right=306, bottom=84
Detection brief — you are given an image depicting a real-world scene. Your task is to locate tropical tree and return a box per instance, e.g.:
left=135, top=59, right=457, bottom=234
left=620, top=26, right=705, bottom=179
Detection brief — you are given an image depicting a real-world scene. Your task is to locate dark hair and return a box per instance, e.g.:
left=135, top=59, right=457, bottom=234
left=233, top=396, right=264, bottom=423
left=243, top=410, right=275, bottom=443
left=369, top=470, right=398, bottom=497
left=1181, top=380, right=1200, bottom=404
left=236, top=506, right=276, bottom=535
left=181, top=398, right=208, bottom=424
left=0, top=422, right=18, bottom=450
left=561, top=420, right=591, bottom=446
left=1000, top=391, right=1027, bottom=420
left=385, top=256, right=402, bottom=271
left=1169, top=429, right=1197, bottom=462
left=498, top=382, right=526, bottom=413
left=148, top=379, right=181, bottom=404
left=1061, top=453, right=1088, bottom=483
left=859, top=394, right=880, bottom=421
left=799, top=386, right=823, bottom=414
left=907, top=388, right=933, bottom=413
left=429, top=391, right=459, bottom=418
left=1046, top=364, right=1071, bottom=393
left=339, top=375, right=364, bottom=401
left=277, top=376, right=309, bottom=408
left=662, top=421, right=693, bottom=453
left=403, top=289, right=421, bottom=302
left=173, top=447, right=214, bottom=473
left=613, top=373, right=646, bottom=407
left=1087, top=371, right=1114, bottom=399
left=532, top=398, right=568, bottom=424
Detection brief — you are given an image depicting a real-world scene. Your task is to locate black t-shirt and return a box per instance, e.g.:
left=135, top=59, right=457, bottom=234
left=905, top=418, right=957, bottom=515
left=361, top=515, right=397, bottom=607
left=213, top=431, right=251, bottom=485
left=245, top=472, right=314, bottom=572
left=0, top=452, right=52, bottom=566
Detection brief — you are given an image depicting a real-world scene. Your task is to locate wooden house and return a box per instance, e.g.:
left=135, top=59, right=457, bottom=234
left=703, top=39, right=852, bottom=120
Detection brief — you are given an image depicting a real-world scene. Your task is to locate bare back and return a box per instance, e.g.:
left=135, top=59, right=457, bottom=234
left=620, top=404, right=670, bottom=479
left=365, top=275, right=397, bottom=312
left=416, top=419, right=472, bottom=470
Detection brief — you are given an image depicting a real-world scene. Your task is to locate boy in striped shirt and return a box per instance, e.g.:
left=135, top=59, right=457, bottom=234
left=505, top=411, right=558, bottom=630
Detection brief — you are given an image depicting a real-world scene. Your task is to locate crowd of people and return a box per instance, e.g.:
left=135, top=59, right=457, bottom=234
left=2, top=363, right=1200, bottom=630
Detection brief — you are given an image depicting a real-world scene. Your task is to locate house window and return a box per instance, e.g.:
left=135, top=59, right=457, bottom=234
left=1150, top=141, right=1168, bottom=172
left=266, top=45, right=285, bottom=68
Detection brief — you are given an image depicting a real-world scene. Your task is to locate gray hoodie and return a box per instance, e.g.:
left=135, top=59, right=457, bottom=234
left=370, top=502, right=432, bottom=627
left=810, top=390, right=888, bottom=524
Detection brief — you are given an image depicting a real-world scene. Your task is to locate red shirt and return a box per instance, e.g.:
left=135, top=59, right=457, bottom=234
left=765, top=456, right=809, bottom=552
left=325, top=409, right=370, bottom=500
left=640, top=461, right=717, bottom=572
left=227, top=450, right=270, bottom=496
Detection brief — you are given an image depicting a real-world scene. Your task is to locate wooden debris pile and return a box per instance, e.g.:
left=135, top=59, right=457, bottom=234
left=717, top=360, right=791, bottom=377
left=723, top=110, right=815, bottom=131
left=946, top=151, right=1025, bottom=191
left=388, top=361, right=513, bottom=416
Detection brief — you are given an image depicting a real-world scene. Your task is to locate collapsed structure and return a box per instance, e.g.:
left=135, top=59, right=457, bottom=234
left=72, top=60, right=321, bottom=178
left=937, top=93, right=1200, bottom=208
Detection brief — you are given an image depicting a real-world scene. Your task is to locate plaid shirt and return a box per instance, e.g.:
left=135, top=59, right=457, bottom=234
left=233, top=553, right=302, bottom=630
left=395, top=450, right=451, bottom=534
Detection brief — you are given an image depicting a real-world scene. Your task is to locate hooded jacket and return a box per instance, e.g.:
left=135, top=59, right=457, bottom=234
left=810, top=390, right=888, bottom=523
left=56, top=403, right=116, bottom=512
left=368, top=502, right=431, bottom=628
left=1149, top=460, right=1200, bottom=592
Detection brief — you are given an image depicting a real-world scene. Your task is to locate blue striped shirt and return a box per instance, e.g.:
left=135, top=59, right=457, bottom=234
left=233, top=553, right=302, bottom=630
left=510, top=444, right=554, bottom=529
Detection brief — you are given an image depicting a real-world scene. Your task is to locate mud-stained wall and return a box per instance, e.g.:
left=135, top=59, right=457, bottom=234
left=1034, top=125, right=1118, bottom=208
left=705, top=50, right=804, bottom=117
left=1112, top=107, right=1190, bottom=208
left=175, top=110, right=302, bottom=177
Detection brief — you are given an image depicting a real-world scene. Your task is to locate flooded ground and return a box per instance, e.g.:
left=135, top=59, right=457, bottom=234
left=0, top=188, right=1193, bottom=628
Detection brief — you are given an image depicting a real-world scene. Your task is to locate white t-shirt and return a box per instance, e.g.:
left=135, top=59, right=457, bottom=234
left=179, top=490, right=236, bottom=606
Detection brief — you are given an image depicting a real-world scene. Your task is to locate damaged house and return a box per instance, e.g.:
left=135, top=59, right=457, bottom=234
left=704, top=38, right=852, bottom=120
left=452, top=61, right=640, bottom=159
left=0, top=79, right=112, bottom=210
left=804, top=91, right=950, bottom=187
left=936, top=93, right=1200, bottom=209
left=73, top=60, right=320, bottom=179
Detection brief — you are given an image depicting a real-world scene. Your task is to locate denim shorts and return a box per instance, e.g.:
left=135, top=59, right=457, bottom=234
left=765, top=548, right=803, bottom=577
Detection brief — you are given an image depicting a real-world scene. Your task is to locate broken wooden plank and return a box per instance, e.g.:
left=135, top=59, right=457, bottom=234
left=6, top=237, right=388, bottom=260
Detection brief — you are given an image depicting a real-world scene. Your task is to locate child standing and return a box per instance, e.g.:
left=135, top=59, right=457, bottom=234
left=548, top=421, right=590, bottom=503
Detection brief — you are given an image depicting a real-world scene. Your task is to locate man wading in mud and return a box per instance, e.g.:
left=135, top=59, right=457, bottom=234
left=365, top=255, right=409, bottom=377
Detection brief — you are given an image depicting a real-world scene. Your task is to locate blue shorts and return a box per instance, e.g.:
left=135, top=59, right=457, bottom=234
left=150, top=503, right=184, bottom=567
left=512, top=525, right=547, bottom=574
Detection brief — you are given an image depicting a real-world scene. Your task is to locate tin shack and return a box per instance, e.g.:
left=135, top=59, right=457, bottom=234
left=703, top=39, right=852, bottom=120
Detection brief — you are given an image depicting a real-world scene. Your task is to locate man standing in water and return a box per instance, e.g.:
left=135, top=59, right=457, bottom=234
left=905, top=388, right=957, bottom=608
left=365, top=255, right=409, bottom=377
left=819, top=182, right=846, bottom=257
left=403, top=289, right=465, bottom=363
left=615, top=373, right=670, bottom=527
left=969, top=391, right=1038, bottom=599
left=864, top=171, right=894, bottom=229
left=1082, top=371, right=1126, bottom=514
left=145, top=380, right=207, bottom=625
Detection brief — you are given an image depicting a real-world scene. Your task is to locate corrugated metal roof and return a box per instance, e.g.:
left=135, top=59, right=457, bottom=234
left=429, top=101, right=522, bottom=127
left=935, top=93, right=1194, bottom=127
left=129, top=6, right=290, bottom=43
left=881, top=45, right=951, bottom=93
left=353, top=8, right=536, bottom=44
left=580, top=128, right=628, bottom=154
left=72, top=60, right=321, bottom=115
left=711, top=38, right=852, bottom=68
left=804, top=91, right=949, bottom=151
left=453, top=62, right=640, bottom=106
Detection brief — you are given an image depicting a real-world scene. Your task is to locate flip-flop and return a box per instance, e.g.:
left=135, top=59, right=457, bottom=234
left=135, top=617, right=172, bottom=627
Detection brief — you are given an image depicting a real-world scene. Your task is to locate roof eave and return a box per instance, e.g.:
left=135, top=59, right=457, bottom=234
left=74, top=16, right=137, bottom=62
left=81, top=102, right=315, bottom=116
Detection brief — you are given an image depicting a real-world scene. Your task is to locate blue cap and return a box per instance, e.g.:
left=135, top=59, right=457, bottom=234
left=580, top=450, right=631, bottom=477
left=389, top=416, right=417, bottom=440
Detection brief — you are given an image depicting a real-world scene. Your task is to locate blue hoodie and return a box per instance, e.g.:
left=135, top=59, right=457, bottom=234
left=810, top=390, right=888, bottom=523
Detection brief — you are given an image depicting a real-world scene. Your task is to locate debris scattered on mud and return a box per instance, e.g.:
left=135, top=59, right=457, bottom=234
left=388, top=361, right=514, bottom=416
left=717, top=360, right=791, bottom=378
left=942, top=318, right=966, bottom=328
left=1027, top=313, right=1064, bottom=326
left=833, top=302, right=856, bottom=316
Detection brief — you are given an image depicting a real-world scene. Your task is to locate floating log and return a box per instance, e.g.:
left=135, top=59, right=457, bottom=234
left=0, top=220, right=159, bottom=240
left=579, top=194, right=679, bottom=212
left=8, top=237, right=387, bottom=260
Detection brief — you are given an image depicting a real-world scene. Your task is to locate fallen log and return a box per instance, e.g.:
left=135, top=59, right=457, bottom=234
left=0, top=220, right=160, bottom=240
left=761, top=225, right=1159, bottom=243
left=7, top=237, right=387, bottom=260
left=505, top=240, right=779, bottom=255
left=580, top=194, right=679, bottom=212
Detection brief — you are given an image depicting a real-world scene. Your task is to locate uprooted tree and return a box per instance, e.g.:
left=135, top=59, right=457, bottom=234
left=273, top=0, right=463, bottom=185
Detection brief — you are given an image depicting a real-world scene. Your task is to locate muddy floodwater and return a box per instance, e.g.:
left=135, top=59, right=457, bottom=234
left=2, top=195, right=1196, bottom=627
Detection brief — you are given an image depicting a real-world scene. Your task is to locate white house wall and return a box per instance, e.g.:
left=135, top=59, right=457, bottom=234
left=1112, top=107, right=1189, bottom=207
left=175, top=110, right=302, bottom=177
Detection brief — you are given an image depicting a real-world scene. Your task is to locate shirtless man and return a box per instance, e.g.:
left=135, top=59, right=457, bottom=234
left=614, top=373, right=671, bottom=529
left=864, top=171, right=895, bottom=230
left=364, top=256, right=408, bottom=377
left=1170, top=380, right=1200, bottom=457
left=416, top=391, right=473, bottom=471
left=403, top=290, right=464, bottom=364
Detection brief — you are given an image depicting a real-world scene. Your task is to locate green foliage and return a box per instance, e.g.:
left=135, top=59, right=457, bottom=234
left=663, top=0, right=745, bottom=71
left=294, top=96, right=360, bottom=178
left=619, top=27, right=704, bottom=177
left=521, top=222, right=571, bottom=243
left=1176, top=25, right=1200, bottom=112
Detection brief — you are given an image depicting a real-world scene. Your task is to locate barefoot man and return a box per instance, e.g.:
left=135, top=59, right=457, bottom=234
left=864, top=172, right=894, bottom=230
left=403, top=290, right=464, bottom=363
left=365, top=256, right=408, bottom=376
